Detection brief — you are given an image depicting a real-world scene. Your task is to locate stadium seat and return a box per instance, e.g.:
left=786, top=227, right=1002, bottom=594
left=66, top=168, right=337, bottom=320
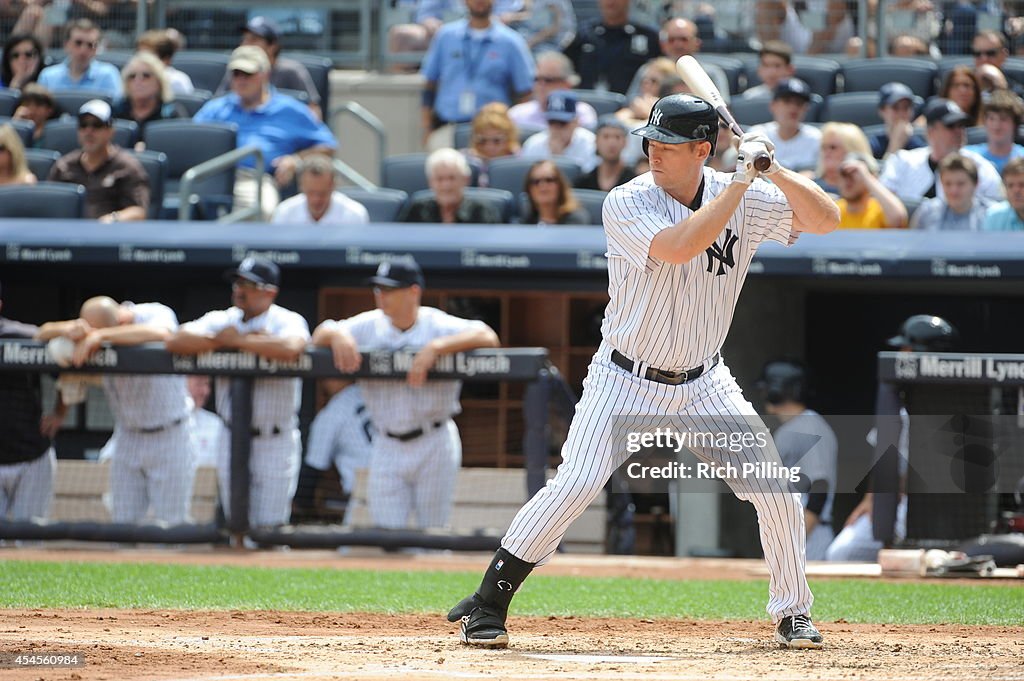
left=174, top=90, right=212, bottom=117
left=0, top=182, right=84, bottom=218
left=38, top=118, right=138, bottom=155
left=570, top=188, right=607, bottom=225
left=128, top=150, right=169, bottom=220
left=98, top=50, right=134, bottom=71
left=937, top=55, right=974, bottom=82
left=172, top=51, right=230, bottom=93
left=739, top=55, right=841, bottom=97
left=24, top=148, right=60, bottom=181
left=338, top=187, right=408, bottom=222
left=571, top=89, right=627, bottom=116
left=822, top=92, right=883, bottom=127
left=409, top=187, right=517, bottom=223
left=143, top=120, right=237, bottom=219
left=281, top=52, right=332, bottom=108
left=1002, top=58, right=1024, bottom=87
left=51, top=89, right=113, bottom=117
left=695, top=54, right=746, bottom=94
left=277, top=88, right=311, bottom=105
left=965, top=126, right=987, bottom=146
left=0, top=117, right=35, bottom=147
left=0, top=89, right=19, bottom=117
left=729, top=94, right=823, bottom=127
left=381, top=153, right=430, bottom=194
left=842, top=58, right=938, bottom=97
left=486, top=156, right=582, bottom=195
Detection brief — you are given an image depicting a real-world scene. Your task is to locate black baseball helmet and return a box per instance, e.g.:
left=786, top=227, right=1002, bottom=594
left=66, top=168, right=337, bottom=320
left=757, top=360, right=808, bottom=405
left=632, top=93, right=718, bottom=157
left=887, top=315, right=959, bottom=352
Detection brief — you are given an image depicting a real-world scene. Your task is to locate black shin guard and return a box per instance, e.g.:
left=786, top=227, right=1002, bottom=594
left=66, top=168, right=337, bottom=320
left=476, top=547, right=534, bottom=613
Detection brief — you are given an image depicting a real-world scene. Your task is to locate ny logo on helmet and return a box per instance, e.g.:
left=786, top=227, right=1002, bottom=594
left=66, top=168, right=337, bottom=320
left=651, top=108, right=664, bottom=126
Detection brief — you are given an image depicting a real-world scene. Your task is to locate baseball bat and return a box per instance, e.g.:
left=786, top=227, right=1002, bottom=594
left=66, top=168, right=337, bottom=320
left=674, top=56, right=772, bottom=172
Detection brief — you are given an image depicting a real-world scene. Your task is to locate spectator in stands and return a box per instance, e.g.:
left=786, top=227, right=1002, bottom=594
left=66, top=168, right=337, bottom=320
left=888, top=32, right=933, bottom=57
left=964, top=89, right=1024, bottom=173
left=0, top=33, right=44, bottom=89
left=420, top=0, right=534, bottom=150
left=37, top=20, right=122, bottom=100
left=113, top=52, right=187, bottom=139
left=521, top=91, right=597, bottom=172
left=564, top=0, right=661, bottom=95
left=522, top=159, right=589, bottom=225
left=910, top=153, right=991, bottom=231
left=508, top=51, right=597, bottom=132
left=749, top=78, right=821, bottom=173
left=402, top=148, right=502, bottom=223
left=575, top=116, right=635, bottom=191
left=271, top=155, right=369, bottom=225
left=186, top=375, right=226, bottom=469
left=215, top=17, right=323, bottom=120
left=48, top=100, right=149, bottom=221
left=654, top=17, right=730, bottom=100
left=741, top=40, right=795, bottom=100
left=940, top=66, right=982, bottom=126
left=869, top=82, right=925, bottom=160
left=880, top=98, right=1004, bottom=204
left=0, top=281, right=61, bottom=522
left=616, top=57, right=676, bottom=129
left=463, top=103, right=521, bottom=187
left=976, top=63, right=1010, bottom=94
left=505, top=0, right=577, bottom=53
left=984, top=157, right=1024, bottom=230
left=816, top=122, right=875, bottom=194
left=973, top=29, right=1024, bottom=96
left=0, top=124, right=37, bottom=186
left=193, top=46, right=336, bottom=220
left=136, top=29, right=194, bottom=95
left=834, top=152, right=909, bottom=229
left=12, top=83, right=58, bottom=145
left=755, top=0, right=854, bottom=54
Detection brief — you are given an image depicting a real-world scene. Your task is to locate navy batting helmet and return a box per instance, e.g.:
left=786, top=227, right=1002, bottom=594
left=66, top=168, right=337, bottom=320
left=632, top=93, right=718, bottom=157
left=887, top=315, right=959, bottom=352
left=758, top=360, right=809, bottom=405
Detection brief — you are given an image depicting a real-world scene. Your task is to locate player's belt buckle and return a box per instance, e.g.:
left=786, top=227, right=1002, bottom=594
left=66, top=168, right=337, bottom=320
left=133, top=416, right=186, bottom=434
left=386, top=419, right=447, bottom=442
left=611, top=350, right=719, bottom=386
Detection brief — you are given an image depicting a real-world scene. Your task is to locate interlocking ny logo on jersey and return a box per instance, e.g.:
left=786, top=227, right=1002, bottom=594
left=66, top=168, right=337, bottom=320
left=651, top=108, right=664, bottom=126
left=705, top=229, right=739, bottom=275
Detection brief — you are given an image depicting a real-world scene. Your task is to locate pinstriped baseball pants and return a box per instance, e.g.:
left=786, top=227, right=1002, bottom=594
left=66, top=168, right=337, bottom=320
left=0, top=448, right=56, bottom=520
left=502, top=341, right=814, bottom=622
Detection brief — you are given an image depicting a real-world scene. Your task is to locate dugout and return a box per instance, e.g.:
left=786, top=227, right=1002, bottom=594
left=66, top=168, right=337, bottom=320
left=2, top=223, right=1023, bottom=555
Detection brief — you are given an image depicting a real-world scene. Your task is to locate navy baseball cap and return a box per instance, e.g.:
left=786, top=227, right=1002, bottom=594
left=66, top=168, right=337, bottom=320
left=225, top=256, right=280, bottom=288
left=366, top=259, right=424, bottom=289
left=923, top=98, right=970, bottom=127
left=878, top=82, right=922, bottom=108
left=596, top=115, right=629, bottom=134
left=773, top=77, right=812, bottom=102
left=241, top=16, right=280, bottom=43
left=545, top=91, right=578, bottom=122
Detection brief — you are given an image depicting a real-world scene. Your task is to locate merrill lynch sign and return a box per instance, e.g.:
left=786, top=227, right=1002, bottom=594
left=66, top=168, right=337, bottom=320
left=895, top=354, right=1024, bottom=382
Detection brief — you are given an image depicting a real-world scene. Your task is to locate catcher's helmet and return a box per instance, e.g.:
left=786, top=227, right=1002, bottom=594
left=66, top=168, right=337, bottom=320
left=887, top=315, right=959, bottom=352
left=758, top=360, right=809, bottom=405
left=632, top=93, right=718, bottom=157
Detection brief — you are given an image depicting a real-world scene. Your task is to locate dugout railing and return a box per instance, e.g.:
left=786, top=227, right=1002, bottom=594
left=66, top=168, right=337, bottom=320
left=0, top=341, right=564, bottom=549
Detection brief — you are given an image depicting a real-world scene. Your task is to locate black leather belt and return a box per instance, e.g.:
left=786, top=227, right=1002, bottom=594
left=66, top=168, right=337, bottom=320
left=386, top=420, right=447, bottom=442
left=611, top=350, right=719, bottom=386
left=224, top=423, right=284, bottom=437
left=131, top=417, right=186, bottom=434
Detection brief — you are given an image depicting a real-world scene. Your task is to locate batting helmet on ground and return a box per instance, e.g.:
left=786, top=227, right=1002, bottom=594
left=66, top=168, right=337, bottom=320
left=632, top=93, right=718, bottom=157
left=887, top=315, right=959, bottom=352
left=757, top=360, right=809, bottom=405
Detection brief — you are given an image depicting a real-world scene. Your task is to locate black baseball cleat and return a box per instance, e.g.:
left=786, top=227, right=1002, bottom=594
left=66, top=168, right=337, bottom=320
left=448, top=594, right=509, bottom=648
left=775, top=614, right=824, bottom=649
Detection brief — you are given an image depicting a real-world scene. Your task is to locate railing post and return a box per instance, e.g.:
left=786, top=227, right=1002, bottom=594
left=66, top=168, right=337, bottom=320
left=229, top=376, right=254, bottom=545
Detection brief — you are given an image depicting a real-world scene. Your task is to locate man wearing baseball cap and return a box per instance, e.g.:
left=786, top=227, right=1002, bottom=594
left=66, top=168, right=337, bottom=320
left=312, top=257, right=499, bottom=531
left=212, top=16, right=322, bottom=119
left=194, top=45, right=336, bottom=220
left=880, top=98, right=1004, bottom=204
left=48, top=99, right=150, bottom=222
left=870, top=82, right=926, bottom=160
left=574, top=116, right=636, bottom=191
left=167, top=257, right=311, bottom=529
left=520, top=91, right=598, bottom=172
left=748, top=77, right=822, bottom=173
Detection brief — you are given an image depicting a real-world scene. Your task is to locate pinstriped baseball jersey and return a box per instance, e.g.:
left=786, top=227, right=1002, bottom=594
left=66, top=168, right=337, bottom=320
left=103, top=302, right=191, bottom=430
left=602, top=168, right=797, bottom=370
left=182, top=304, right=310, bottom=429
left=304, top=385, right=373, bottom=493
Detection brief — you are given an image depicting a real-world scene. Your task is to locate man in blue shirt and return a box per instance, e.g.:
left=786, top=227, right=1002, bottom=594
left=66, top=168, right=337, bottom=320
left=193, top=46, right=337, bottom=220
left=984, top=157, right=1024, bottom=231
left=964, top=89, right=1024, bottom=174
left=420, top=0, right=534, bottom=148
left=37, top=20, right=122, bottom=100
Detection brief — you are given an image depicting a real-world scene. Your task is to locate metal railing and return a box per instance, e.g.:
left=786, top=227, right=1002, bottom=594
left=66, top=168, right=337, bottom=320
left=330, top=100, right=386, bottom=188
left=178, top=144, right=262, bottom=223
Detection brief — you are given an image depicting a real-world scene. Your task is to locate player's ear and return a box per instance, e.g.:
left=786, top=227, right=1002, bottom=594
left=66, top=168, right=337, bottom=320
left=695, top=140, right=712, bottom=161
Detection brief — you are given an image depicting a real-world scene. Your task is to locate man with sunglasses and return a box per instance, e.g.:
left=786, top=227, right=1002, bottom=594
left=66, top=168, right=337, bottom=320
left=508, top=51, right=598, bottom=131
left=520, top=91, right=598, bottom=172
left=167, top=258, right=310, bottom=529
left=37, top=19, right=122, bottom=100
left=48, top=100, right=149, bottom=222
left=972, top=30, right=1024, bottom=98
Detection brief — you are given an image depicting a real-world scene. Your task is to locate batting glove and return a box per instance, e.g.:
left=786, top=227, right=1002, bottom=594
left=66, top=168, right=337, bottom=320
left=738, top=132, right=781, bottom=174
left=732, top=141, right=771, bottom=185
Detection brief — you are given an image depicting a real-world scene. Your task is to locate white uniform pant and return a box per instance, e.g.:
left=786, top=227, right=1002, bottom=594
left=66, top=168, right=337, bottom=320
left=109, top=423, right=196, bottom=525
left=218, top=428, right=301, bottom=528
left=368, top=420, right=461, bottom=529
left=502, top=343, right=814, bottom=622
left=0, top=448, right=56, bottom=520
left=826, top=497, right=908, bottom=562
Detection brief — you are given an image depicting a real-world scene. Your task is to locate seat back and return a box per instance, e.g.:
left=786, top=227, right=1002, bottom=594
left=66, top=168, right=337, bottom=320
left=410, top=187, right=516, bottom=223
left=281, top=52, right=332, bottom=107
left=51, top=89, right=113, bottom=117
left=729, top=93, right=823, bottom=126
left=842, top=58, right=938, bottom=97
left=486, top=156, right=582, bottom=195
left=0, top=89, right=20, bottom=117
left=381, top=152, right=430, bottom=194
left=38, top=118, right=138, bottom=155
left=822, top=92, right=883, bottom=127
left=143, top=120, right=237, bottom=216
left=0, top=117, right=35, bottom=147
left=791, top=56, right=842, bottom=96
left=171, top=51, right=230, bottom=93
left=965, top=126, right=987, bottom=146
left=128, top=149, right=169, bottom=220
left=695, top=54, right=746, bottom=94
left=24, top=148, right=60, bottom=181
left=0, top=181, right=85, bottom=218
left=98, top=50, right=134, bottom=71
left=571, top=89, right=627, bottom=116
left=174, top=90, right=212, bottom=117
left=571, top=188, right=607, bottom=225
left=338, top=187, right=409, bottom=222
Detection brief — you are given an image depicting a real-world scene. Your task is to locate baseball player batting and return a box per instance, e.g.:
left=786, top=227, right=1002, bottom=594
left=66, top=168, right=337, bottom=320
left=448, top=94, right=840, bottom=649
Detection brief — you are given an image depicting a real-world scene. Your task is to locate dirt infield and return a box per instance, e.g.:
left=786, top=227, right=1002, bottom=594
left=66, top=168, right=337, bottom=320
left=1, top=548, right=1022, bottom=681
